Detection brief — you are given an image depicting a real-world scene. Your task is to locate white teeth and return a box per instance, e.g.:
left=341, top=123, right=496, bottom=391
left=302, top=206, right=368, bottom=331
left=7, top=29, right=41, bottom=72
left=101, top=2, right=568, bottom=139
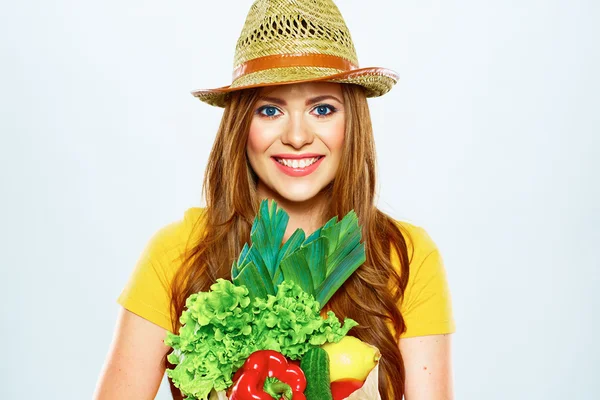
left=275, top=157, right=320, bottom=168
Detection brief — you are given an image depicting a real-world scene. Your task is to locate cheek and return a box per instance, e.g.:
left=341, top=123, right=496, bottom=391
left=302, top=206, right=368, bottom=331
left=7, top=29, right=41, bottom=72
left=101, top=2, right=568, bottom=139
left=247, top=123, right=268, bottom=164
left=247, top=119, right=278, bottom=156
left=322, top=117, right=345, bottom=153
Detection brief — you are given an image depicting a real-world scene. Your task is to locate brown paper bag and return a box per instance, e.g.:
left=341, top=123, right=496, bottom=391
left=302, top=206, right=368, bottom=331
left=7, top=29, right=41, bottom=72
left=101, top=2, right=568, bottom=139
left=342, top=362, right=381, bottom=400
left=208, top=389, right=228, bottom=400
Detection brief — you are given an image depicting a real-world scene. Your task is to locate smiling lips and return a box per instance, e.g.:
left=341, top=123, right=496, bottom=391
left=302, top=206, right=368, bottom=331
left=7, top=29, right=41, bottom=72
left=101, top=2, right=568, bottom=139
left=271, top=153, right=325, bottom=177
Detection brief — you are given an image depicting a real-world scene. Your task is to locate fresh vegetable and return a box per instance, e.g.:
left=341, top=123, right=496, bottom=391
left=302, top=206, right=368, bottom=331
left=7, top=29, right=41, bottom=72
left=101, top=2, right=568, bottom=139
left=165, top=200, right=366, bottom=399
left=230, top=350, right=306, bottom=400
left=321, top=336, right=380, bottom=382
left=300, top=347, right=333, bottom=400
left=232, top=199, right=366, bottom=308
left=330, top=379, right=364, bottom=400
left=165, top=279, right=357, bottom=400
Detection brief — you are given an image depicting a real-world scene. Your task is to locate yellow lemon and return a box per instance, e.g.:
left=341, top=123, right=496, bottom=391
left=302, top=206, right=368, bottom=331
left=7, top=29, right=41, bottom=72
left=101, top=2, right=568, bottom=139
left=321, top=336, right=381, bottom=382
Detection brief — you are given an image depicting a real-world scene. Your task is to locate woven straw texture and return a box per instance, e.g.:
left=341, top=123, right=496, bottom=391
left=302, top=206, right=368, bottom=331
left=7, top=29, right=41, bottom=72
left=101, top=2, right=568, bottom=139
left=233, top=0, right=358, bottom=67
left=192, top=0, right=399, bottom=107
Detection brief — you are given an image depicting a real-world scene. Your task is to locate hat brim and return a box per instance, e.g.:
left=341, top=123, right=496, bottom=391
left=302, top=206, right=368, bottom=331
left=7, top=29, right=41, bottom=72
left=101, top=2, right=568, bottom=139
left=190, top=66, right=399, bottom=108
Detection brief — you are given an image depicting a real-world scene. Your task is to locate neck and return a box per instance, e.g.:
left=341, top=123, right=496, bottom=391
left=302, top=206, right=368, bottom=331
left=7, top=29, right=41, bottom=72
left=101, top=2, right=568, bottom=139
left=256, top=182, right=330, bottom=242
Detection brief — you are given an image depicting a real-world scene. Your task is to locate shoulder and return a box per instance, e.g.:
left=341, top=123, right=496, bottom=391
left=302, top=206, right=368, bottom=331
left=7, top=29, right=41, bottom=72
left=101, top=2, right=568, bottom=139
left=388, top=218, right=439, bottom=269
left=139, top=207, right=207, bottom=269
left=117, top=207, right=207, bottom=332
left=147, top=207, right=206, bottom=250
left=157, top=206, right=206, bottom=239
left=388, top=218, right=456, bottom=337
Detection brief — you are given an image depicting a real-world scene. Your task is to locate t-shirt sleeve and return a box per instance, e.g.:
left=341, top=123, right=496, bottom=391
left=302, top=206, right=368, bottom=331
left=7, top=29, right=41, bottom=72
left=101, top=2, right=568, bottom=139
left=394, top=223, right=456, bottom=338
left=117, top=208, right=203, bottom=333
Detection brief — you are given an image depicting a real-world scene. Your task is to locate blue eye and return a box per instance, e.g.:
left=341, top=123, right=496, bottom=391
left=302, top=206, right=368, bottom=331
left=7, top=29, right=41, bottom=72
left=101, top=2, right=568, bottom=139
left=313, top=105, right=336, bottom=116
left=258, top=106, right=281, bottom=118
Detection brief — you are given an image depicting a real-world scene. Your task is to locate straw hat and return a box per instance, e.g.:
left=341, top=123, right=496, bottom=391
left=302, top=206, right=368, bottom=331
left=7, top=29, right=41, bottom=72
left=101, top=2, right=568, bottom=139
left=191, top=0, right=399, bottom=107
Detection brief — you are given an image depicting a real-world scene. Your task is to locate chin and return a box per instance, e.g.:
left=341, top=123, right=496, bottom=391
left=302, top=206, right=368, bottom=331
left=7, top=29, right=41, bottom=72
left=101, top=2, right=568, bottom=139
left=273, top=184, right=325, bottom=203
left=279, top=191, right=320, bottom=203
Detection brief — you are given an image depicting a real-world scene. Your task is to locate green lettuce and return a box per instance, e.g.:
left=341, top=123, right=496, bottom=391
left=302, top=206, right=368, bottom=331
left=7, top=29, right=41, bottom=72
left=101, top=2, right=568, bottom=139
left=165, top=279, right=357, bottom=400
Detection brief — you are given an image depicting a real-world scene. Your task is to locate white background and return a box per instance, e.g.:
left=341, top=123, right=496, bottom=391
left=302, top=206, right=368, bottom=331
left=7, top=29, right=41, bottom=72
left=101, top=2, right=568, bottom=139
left=1, top=0, right=598, bottom=399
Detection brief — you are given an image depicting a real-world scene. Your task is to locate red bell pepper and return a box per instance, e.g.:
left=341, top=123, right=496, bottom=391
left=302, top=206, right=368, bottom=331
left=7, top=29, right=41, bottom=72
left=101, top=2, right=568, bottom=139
left=230, top=350, right=307, bottom=400
left=330, top=379, right=364, bottom=400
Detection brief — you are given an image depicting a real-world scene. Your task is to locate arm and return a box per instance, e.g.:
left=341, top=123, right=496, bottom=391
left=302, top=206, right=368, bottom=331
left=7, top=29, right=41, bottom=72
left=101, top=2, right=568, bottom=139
left=93, top=307, right=172, bottom=400
left=399, top=333, right=454, bottom=400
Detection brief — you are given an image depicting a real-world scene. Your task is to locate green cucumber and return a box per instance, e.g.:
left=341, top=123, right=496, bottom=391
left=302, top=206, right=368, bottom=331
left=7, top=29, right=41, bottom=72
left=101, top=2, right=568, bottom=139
left=300, top=347, right=333, bottom=400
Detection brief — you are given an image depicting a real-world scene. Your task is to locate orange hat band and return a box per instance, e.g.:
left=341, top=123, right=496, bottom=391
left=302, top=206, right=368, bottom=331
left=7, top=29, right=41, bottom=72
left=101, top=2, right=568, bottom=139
left=232, top=53, right=358, bottom=81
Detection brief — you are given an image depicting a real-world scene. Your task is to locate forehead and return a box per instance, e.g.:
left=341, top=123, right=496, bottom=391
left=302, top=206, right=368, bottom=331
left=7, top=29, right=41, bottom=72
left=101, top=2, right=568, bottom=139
left=258, top=81, right=343, bottom=99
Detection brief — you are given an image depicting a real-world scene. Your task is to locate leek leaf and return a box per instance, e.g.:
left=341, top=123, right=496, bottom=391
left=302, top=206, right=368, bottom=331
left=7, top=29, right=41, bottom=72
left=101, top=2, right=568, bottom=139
left=280, top=250, right=315, bottom=296
left=249, top=200, right=289, bottom=278
left=276, top=228, right=305, bottom=266
left=233, top=262, right=273, bottom=300
left=231, top=260, right=239, bottom=279
left=302, top=237, right=327, bottom=288
left=316, top=243, right=366, bottom=307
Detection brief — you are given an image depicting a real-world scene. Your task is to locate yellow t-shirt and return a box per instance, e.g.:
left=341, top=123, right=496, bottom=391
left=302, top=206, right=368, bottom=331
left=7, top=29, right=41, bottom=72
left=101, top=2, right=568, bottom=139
left=117, top=207, right=456, bottom=338
left=389, top=220, right=456, bottom=338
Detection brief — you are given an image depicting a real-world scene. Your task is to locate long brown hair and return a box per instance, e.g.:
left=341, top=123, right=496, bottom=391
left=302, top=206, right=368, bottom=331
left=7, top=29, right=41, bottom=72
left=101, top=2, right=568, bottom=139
left=166, top=84, right=412, bottom=400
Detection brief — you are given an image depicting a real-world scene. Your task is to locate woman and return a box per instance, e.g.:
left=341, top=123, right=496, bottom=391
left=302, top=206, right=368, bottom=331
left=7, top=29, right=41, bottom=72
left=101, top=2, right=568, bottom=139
left=94, top=1, right=455, bottom=399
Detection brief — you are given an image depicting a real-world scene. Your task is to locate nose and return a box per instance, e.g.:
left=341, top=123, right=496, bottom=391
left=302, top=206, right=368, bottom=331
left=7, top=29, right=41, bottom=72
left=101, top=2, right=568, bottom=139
left=280, top=112, right=314, bottom=149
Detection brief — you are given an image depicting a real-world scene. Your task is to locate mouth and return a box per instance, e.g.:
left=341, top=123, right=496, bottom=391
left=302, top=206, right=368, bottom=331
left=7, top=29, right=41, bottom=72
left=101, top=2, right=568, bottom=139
left=272, top=155, right=324, bottom=169
left=271, top=155, right=325, bottom=177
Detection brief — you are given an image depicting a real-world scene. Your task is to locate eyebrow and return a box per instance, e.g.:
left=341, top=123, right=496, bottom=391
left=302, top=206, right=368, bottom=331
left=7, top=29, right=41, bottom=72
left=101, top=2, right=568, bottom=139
left=257, top=95, right=343, bottom=106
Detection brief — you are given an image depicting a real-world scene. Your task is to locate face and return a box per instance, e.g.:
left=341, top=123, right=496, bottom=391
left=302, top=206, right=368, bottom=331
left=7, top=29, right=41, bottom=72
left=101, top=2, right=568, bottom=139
left=246, top=82, right=345, bottom=203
